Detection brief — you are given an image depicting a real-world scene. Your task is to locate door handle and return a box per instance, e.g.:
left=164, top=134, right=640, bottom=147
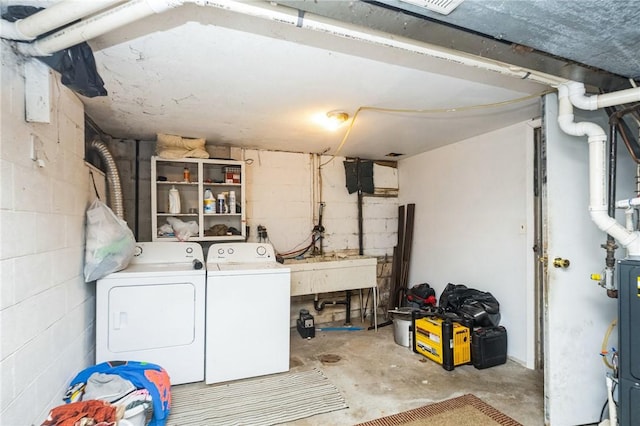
left=553, top=257, right=570, bottom=268
left=113, top=312, right=127, bottom=330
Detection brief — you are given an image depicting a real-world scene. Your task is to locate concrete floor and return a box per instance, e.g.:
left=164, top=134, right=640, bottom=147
left=284, top=319, right=544, bottom=426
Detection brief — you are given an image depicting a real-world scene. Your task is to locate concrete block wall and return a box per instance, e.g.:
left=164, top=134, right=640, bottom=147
left=244, top=150, right=397, bottom=257
left=243, top=149, right=315, bottom=250
left=241, top=150, right=397, bottom=325
left=112, top=140, right=398, bottom=327
left=1, top=44, right=95, bottom=424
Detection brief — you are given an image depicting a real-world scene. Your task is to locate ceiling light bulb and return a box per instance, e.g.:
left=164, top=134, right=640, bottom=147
left=325, top=110, right=349, bottom=130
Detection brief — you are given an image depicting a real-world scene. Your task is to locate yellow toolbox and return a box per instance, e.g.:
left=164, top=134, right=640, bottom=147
left=412, top=315, right=471, bottom=370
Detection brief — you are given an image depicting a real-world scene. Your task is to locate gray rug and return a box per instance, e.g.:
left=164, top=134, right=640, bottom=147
left=168, top=369, right=348, bottom=425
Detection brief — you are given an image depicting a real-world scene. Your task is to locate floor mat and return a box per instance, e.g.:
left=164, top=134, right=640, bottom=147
left=355, top=394, right=523, bottom=426
left=168, top=369, right=348, bottom=425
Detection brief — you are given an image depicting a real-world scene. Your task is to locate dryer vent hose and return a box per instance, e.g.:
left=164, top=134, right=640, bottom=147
left=90, top=137, right=124, bottom=219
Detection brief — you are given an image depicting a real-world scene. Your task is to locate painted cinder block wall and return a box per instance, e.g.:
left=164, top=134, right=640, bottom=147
left=242, top=149, right=397, bottom=325
left=1, top=44, right=96, bottom=425
left=110, top=144, right=398, bottom=325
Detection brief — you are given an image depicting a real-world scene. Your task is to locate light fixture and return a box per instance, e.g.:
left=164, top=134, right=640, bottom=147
left=325, top=110, right=350, bottom=130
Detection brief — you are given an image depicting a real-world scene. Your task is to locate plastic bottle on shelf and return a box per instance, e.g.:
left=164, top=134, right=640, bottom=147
left=169, top=186, right=181, bottom=214
left=216, top=193, right=227, bottom=214
left=204, top=188, right=214, bottom=213
left=229, top=190, right=236, bottom=214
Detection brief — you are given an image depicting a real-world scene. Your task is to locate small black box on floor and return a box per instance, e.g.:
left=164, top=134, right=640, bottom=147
left=471, top=326, right=507, bottom=369
left=297, top=309, right=315, bottom=339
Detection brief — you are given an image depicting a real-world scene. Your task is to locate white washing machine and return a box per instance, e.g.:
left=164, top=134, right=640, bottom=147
left=205, top=242, right=291, bottom=384
left=96, top=242, right=206, bottom=385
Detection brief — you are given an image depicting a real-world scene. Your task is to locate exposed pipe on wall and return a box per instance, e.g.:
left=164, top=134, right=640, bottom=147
left=600, top=123, right=619, bottom=297
left=90, top=137, right=125, bottom=219
left=557, top=82, right=640, bottom=260
left=134, top=139, right=140, bottom=239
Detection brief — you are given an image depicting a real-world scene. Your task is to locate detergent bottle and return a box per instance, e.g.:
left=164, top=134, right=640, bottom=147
left=204, top=188, right=214, bottom=213
left=169, top=186, right=181, bottom=214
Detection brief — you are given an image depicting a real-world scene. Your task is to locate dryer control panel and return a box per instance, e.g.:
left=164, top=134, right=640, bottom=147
left=208, top=242, right=276, bottom=263
left=132, top=242, right=204, bottom=263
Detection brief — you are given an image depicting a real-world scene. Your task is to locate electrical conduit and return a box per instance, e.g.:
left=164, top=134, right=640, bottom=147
left=557, top=82, right=640, bottom=258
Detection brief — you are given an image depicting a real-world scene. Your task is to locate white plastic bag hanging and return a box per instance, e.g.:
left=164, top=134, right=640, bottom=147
left=84, top=199, right=136, bottom=282
left=166, top=217, right=198, bottom=241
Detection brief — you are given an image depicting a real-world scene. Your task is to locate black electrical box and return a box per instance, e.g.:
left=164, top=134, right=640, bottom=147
left=296, top=309, right=315, bottom=339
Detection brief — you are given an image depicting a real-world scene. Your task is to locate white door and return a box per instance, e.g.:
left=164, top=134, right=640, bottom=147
left=108, top=282, right=196, bottom=352
left=543, top=93, right=629, bottom=425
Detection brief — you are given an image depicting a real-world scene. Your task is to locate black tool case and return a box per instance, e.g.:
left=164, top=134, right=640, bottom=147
left=471, top=326, right=507, bottom=369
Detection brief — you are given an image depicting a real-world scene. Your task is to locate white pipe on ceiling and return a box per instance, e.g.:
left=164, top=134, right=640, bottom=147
left=557, top=82, right=640, bottom=258
left=567, top=81, right=640, bottom=111
left=2, top=0, right=564, bottom=87
left=14, top=0, right=184, bottom=56
left=0, top=0, right=124, bottom=41
left=193, top=0, right=565, bottom=87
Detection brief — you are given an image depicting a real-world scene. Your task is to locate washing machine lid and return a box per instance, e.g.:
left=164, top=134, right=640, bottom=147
left=100, top=262, right=205, bottom=279
left=208, top=262, right=290, bottom=275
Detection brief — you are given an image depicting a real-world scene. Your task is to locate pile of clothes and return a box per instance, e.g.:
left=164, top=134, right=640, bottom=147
left=42, top=361, right=171, bottom=426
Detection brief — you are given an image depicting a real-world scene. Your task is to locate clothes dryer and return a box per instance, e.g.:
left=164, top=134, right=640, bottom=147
left=96, top=242, right=206, bottom=385
left=205, top=243, right=291, bottom=384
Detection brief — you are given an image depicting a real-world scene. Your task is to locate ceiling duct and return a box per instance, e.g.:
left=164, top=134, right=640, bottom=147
left=397, top=0, right=464, bottom=15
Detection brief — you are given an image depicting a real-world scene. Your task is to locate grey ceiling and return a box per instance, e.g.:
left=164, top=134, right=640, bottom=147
left=374, top=0, right=640, bottom=80
left=284, top=0, right=640, bottom=90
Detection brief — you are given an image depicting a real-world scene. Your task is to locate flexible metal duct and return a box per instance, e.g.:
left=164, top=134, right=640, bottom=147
left=90, top=137, right=125, bottom=219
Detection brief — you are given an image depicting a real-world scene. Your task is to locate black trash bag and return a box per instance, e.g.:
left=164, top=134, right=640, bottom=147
left=406, top=283, right=437, bottom=308
left=343, top=160, right=374, bottom=194
left=2, top=6, right=107, bottom=98
left=438, top=283, right=501, bottom=327
left=39, top=44, right=108, bottom=97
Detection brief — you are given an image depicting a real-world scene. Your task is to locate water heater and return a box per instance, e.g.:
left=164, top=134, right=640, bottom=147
left=617, top=260, right=640, bottom=425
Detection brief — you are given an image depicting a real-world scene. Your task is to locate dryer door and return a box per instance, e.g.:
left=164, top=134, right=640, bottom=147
left=108, top=282, right=195, bottom=352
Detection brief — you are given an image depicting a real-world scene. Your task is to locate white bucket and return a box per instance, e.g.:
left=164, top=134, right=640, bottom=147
left=391, top=308, right=416, bottom=348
